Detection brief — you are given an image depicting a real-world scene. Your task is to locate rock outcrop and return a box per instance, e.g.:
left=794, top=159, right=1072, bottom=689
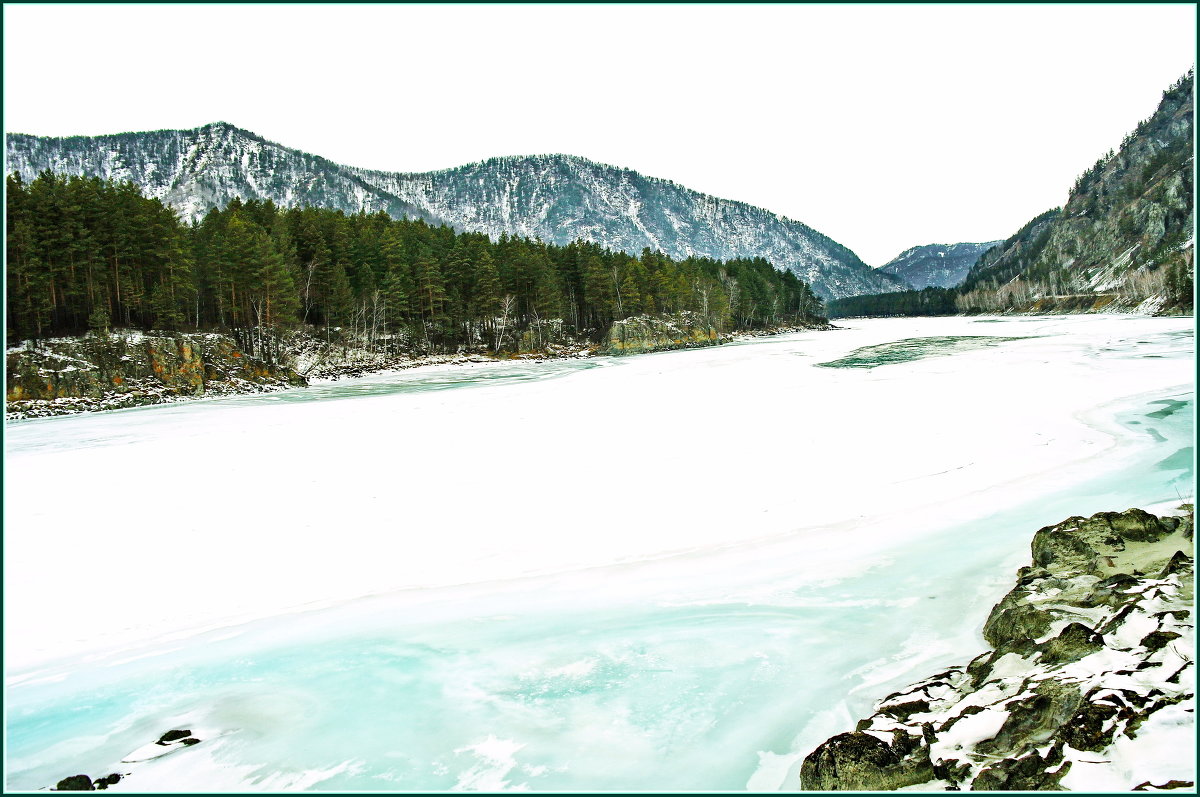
left=53, top=775, right=95, bottom=791
left=801, top=507, right=1195, bottom=791
left=602, top=312, right=720, bottom=355
left=51, top=773, right=121, bottom=791
left=6, top=331, right=306, bottom=419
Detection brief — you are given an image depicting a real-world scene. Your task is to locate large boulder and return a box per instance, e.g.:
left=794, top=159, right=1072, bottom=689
left=602, top=312, right=719, bottom=356
left=800, top=730, right=933, bottom=791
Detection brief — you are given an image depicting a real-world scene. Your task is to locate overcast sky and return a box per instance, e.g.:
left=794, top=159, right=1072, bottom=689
left=4, top=4, right=1195, bottom=265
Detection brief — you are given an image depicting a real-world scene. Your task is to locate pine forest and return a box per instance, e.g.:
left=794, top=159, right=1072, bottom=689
left=5, top=172, right=826, bottom=354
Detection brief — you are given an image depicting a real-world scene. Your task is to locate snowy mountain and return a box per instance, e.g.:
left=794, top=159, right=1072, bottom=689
left=347, top=155, right=905, bottom=300
left=876, top=241, right=1004, bottom=289
left=5, top=123, right=904, bottom=300
left=5, top=123, right=440, bottom=226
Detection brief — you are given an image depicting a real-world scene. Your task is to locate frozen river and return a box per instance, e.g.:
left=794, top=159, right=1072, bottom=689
left=4, top=315, right=1194, bottom=791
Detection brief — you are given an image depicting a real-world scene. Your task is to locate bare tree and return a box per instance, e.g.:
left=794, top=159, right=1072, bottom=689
left=301, top=260, right=318, bottom=325
left=611, top=265, right=624, bottom=315
left=494, top=294, right=516, bottom=352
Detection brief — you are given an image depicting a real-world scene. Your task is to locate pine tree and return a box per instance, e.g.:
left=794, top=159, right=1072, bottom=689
left=581, top=253, right=613, bottom=327
left=379, top=227, right=414, bottom=328
left=413, top=246, right=447, bottom=324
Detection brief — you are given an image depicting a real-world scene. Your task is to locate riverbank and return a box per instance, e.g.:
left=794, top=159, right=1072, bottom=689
left=5, top=319, right=825, bottom=420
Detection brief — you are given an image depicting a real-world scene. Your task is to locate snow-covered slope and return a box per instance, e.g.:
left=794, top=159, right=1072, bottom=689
left=877, top=241, right=1004, bottom=289
left=5, top=122, right=439, bottom=225
left=348, top=155, right=905, bottom=299
left=5, top=124, right=903, bottom=300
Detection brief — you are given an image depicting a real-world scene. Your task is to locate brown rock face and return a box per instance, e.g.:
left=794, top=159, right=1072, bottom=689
left=6, top=331, right=307, bottom=418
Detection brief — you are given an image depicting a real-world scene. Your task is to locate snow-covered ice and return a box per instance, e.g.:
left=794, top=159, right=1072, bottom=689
left=4, top=315, right=1193, bottom=791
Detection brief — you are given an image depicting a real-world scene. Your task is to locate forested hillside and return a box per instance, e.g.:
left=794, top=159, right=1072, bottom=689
left=6, top=124, right=903, bottom=300
left=830, top=70, right=1194, bottom=318
left=958, top=70, right=1193, bottom=313
left=5, top=172, right=825, bottom=353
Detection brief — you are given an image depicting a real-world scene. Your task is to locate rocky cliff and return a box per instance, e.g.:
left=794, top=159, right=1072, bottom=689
left=959, top=71, right=1194, bottom=314
left=801, top=507, right=1194, bottom=791
left=6, top=331, right=306, bottom=419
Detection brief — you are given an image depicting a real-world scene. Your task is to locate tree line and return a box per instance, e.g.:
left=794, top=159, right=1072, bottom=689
left=6, top=171, right=826, bottom=348
left=826, top=286, right=958, bottom=317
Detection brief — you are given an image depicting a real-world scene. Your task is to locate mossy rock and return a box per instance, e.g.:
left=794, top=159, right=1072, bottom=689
left=1097, top=509, right=1174, bottom=543
left=54, top=774, right=93, bottom=791
left=1159, top=550, right=1193, bottom=577
left=1031, top=524, right=1100, bottom=575
left=983, top=598, right=1054, bottom=649
left=800, top=731, right=932, bottom=791
left=1040, top=622, right=1105, bottom=665
left=1062, top=700, right=1123, bottom=752
left=972, top=747, right=1072, bottom=791
left=1140, top=631, right=1182, bottom=652
left=977, top=680, right=1083, bottom=756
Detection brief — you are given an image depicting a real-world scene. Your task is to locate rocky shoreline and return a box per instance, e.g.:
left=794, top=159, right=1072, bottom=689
left=5, top=319, right=825, bottom=420
left=5, top=332, right=306, bottom=420
left=800, top=507, right=1195, bottom=791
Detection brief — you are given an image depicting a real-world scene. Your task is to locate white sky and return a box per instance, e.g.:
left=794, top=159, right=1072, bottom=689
left=3, top=4, right=1195, bottom=266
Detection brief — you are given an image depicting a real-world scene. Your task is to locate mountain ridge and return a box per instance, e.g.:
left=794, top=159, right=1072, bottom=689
left=958, top=70, right=1193, bottom=311
left=876, top=240, right=1005, bottom=289
left=826, top=69, right=1194, bottom=318
left=5, top=123, right=906, bottom=300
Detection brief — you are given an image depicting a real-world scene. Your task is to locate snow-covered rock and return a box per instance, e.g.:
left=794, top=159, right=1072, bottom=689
left=800, top=507, right=1195, bottom=792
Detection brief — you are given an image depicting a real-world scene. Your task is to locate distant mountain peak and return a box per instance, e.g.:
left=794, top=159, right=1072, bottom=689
left=876, top=241, right=1005, bottom=290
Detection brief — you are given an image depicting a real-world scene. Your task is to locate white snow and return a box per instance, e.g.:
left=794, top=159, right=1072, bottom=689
left=930, top=708, right=1011, bottom=758
left=4, top=315, right=1191, bottom=674
left=108, top=741, right=361, bottom=792
left=1060, top=700, right=1197, bottom=791
left=452, top=736, right=529, bottom=791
